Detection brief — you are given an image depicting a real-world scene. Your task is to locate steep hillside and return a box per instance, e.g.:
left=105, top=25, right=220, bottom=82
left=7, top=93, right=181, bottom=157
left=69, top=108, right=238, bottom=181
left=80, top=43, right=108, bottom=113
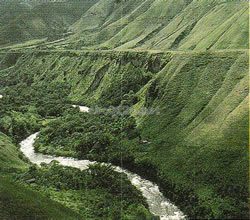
left=1, top=0, right=248, bottom=50
left=0, top=176, right=82, bottom=220
left=0, top=50, right=167, bottom=107
left=0, top=133, right=82, bottom=220
left=135, top=50, right=249, bottom=218
left=69, top=0, right=249, bottom=50
left=0, top=50, right=248, bottom=218
left=0, top=0, right=248, bottom=219
left=0, top=0, right=98, bottom=46
left=0, top=132, right=27, bottom=171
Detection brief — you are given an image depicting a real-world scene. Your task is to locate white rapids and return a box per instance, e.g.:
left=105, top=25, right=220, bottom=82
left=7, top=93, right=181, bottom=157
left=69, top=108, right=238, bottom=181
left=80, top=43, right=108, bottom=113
left=72, top=105, right=90, bottom=113
left=20, top=105, right=185, bottom=219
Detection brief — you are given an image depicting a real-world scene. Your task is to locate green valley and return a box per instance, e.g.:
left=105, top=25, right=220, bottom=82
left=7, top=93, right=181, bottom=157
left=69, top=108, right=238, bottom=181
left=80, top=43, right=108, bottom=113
left=0, top=0, right=248, bottom=219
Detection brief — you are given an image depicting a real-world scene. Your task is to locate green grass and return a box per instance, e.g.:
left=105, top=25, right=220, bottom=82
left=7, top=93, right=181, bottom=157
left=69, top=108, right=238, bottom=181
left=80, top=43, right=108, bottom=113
left=135, top=50, right=249, bottom=219
left=0, top=176, right=82, bottom=220
left=0, top=133, right=82, bottom=219
left=0, top=1, right=248, bottom=219
left=68, top=0, right=248, bottom=51
left=0, top=132, right=27, bottom=171
left=0, top=0, right=248, bottom=51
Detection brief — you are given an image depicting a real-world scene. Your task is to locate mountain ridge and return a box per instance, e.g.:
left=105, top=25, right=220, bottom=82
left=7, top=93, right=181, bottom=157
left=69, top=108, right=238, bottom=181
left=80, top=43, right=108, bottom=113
left=0, top=0, right=248, bottom=51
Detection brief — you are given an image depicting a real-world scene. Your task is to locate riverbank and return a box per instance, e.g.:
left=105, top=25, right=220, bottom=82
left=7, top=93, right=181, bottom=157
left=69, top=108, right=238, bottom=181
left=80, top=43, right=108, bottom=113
left=20, top=133, right=185, bottom=220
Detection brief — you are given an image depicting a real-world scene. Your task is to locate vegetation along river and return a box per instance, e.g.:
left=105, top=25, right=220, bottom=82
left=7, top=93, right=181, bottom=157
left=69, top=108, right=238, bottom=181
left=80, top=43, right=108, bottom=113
left=20, top=106, right=185, bottom=220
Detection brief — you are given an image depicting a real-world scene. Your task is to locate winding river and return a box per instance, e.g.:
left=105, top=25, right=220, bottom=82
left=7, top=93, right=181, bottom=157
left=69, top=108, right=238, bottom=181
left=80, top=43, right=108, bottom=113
left=19, top=106, right=185, bottom=220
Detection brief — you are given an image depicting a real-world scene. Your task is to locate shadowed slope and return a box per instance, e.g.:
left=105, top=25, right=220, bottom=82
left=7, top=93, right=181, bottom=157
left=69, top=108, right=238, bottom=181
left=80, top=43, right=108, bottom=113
left=0, top=0, right=98, bottom=46
left=0, top=176, right=82, bottom=220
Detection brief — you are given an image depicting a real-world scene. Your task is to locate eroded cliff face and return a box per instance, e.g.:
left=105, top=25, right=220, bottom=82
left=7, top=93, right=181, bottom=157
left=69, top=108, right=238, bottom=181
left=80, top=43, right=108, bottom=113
left=0, top=50, right=170, bottom=106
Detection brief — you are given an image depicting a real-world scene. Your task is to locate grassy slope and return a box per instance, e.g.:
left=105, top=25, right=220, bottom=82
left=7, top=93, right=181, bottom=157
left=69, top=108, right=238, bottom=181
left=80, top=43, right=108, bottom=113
left=0, top=0, right=248, bottom=50
left=0, top=176, right=81, bottom=220
left=0, top=0, right=248, bottom=219
left=0, top=132, right=27, bottom=171
left=1, top=0, right=248, bottom=50
left=134, top=50, right=249, bottom=218
left=69, top=0, right=248, bottom=50
left=0, top=133, right=82, bottom=219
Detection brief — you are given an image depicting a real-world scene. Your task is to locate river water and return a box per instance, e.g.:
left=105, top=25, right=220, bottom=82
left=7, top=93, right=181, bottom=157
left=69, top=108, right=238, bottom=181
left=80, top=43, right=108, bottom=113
left=19, top=107, right=185, bottom=220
